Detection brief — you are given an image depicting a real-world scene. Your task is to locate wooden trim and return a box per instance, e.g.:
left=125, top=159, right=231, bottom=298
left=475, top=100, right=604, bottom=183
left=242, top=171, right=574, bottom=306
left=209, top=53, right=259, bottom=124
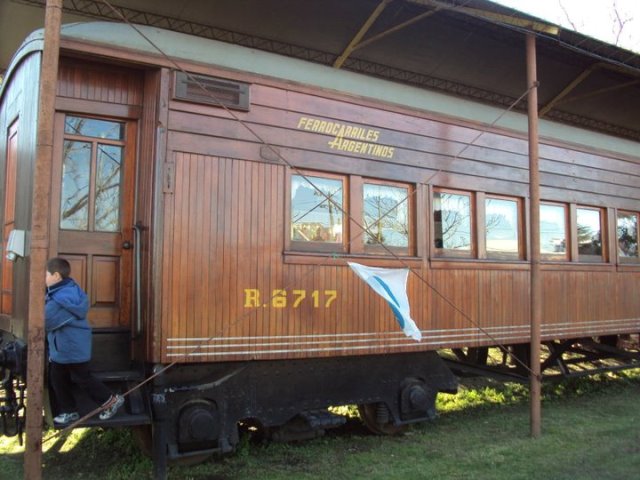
left=476, top=192, right=486, bottom=259
left=55, top=97, right=142, bottom=119
left=430, top=258, right=530, bottom=270
left=607, top=207, right=617, bottom=264
left=416, top=183, right=427, bottom=261
left=541, top=262, right=615, bottom=272
left=151, top=68, right=172, bottom=361
left=617, top=264, right=640, bottom=272
left=429, top=258, right=617, bottom=272
left=349, top=175, right=364, bottom=254
left=523, top=196, right=531, bottom=261
left=283, top=251, right=423, bottom=268
left=569, top=203, right=578, bottom=261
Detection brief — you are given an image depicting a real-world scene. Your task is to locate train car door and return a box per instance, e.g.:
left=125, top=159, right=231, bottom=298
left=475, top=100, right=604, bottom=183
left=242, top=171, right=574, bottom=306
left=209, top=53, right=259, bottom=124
left=1, top=121, right=18, bottom=315
left=51, top=113, right=136, bottom=329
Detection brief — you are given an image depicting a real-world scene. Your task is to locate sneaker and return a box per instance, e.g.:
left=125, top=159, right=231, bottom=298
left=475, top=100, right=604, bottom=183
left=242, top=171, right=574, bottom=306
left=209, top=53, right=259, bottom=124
left=53, top=412, right=80, bottom=426
left=99, top=394, right=124, bottom=420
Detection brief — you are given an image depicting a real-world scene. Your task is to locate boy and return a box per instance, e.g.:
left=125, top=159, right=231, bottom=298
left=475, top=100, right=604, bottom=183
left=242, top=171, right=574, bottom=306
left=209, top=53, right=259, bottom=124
left=45, top=257, right=124, bottom=426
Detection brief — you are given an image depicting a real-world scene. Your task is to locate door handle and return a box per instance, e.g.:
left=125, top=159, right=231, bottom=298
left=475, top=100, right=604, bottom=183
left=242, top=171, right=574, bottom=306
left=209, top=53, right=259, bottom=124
left=122, top=241, right=133, bottom=250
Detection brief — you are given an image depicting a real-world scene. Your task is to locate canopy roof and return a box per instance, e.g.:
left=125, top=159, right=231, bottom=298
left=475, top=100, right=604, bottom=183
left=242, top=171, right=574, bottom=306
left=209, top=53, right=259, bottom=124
left=2, top=0, right=639, bottom=140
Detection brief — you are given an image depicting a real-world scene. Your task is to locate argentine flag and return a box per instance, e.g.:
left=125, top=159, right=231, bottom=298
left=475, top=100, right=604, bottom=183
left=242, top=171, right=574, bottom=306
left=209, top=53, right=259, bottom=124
left=348, top=262, right=422, bottom=341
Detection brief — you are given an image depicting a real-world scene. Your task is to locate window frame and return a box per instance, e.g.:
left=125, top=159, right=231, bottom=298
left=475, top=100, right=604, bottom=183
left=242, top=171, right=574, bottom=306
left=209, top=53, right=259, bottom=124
left=616, top=209, right=639, bottom=264
left=482, top=193, right=524, bottom=261
left=361, top=178, right=415, bottom=256
left=432, top=187, right=475, bottom=258
left=575, top=205, right=607, bottom=263
left=286, top=169, right=349, bottom=254
left=539, top=201, right=570, bottom=262
left=59, top=115, right=126, bottom=233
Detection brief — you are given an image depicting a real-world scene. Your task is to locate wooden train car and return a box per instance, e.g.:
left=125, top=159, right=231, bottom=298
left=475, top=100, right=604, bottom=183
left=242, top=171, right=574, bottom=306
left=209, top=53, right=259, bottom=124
left=1, top=18, right=639, bottom=471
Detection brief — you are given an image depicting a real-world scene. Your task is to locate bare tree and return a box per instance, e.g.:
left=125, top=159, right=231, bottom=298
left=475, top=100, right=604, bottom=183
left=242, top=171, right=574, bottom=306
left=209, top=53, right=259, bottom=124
left=559, top=0, right=633, bottom=47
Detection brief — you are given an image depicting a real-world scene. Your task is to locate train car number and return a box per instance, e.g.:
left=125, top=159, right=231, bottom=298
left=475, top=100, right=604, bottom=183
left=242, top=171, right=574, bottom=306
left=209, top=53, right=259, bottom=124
left=244, top=289, right=337, bottom=308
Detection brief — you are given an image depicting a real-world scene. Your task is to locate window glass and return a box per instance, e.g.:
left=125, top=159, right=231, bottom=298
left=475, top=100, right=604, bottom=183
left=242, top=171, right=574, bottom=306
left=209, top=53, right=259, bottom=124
left=60, top=140, right=91, bottom=230
left=540, top=204, right=567, bottom=257
left=291, top=174, right=343, bottom=243
left=434, top=191, right=472, bottom=253
left=363, top=183, right=409, bottom=248
left=95, top=145, right=123, bottom=232
left=577, top=207, right=602, bottom=260
left=64, top=116, right=124, bottom=140
left=617, top=211, right=638, bottom=259
left=485, top=197, right=519, bottom=258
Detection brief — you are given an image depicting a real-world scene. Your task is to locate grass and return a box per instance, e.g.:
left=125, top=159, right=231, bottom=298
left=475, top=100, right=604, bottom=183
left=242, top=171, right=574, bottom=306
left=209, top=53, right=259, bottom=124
left=1, top=369, right=639, bottom=480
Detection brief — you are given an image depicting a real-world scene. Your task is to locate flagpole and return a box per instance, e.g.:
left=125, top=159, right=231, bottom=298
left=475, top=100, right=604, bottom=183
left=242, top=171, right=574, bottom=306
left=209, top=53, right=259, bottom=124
left=526, top=32, right=542, bottom=438
left=24, top=0, right=62, bottom=478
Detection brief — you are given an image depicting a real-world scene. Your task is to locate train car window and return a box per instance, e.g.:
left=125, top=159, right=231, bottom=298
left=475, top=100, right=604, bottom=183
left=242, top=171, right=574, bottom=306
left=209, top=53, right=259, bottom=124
left=64, top=116, right=124, bottom=140
left=485, top=196, right=521, bottom=260
left=290, top=173, right=345, bottom=252
left=61, top=140, right=91, bottom=230
left=540, top=203, right=569, bottom=260
left=433, top=189, right=473, bottom=257
left=363, top=181, right=411, bottom=254
left=60, top=116, right=125, bottom=232
left=576, top=207, right=605, bottom=262
left=617, top=211, right=639, bottom=261
left=95, top=145, right=123, bottom=232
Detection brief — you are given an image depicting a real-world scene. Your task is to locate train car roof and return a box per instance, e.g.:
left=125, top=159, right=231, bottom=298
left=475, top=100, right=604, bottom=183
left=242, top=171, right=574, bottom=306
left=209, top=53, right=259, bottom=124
left=2, top=0, right=640, bottom=160
left=4, top=18, right=638, bottom=161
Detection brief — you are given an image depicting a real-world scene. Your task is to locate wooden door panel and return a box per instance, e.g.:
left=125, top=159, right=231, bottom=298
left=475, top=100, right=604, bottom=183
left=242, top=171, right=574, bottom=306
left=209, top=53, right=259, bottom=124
left=1, top=122, right=18, bottom=314
left=92, top=256, right=119, bottom=305
left=53, top=114, right=135, bottom=329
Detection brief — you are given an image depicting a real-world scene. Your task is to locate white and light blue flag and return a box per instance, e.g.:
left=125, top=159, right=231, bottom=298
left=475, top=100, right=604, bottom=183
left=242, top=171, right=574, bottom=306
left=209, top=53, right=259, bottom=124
left=348, top=262, right=422, bottom=341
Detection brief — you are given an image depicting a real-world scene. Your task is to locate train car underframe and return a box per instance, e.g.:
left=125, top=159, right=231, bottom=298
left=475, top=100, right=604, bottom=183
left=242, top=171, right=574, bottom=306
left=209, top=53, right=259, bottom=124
left=140, top=350, right=458, bottom=468
left=445, top=335, right=640, bottom=382
left=2, top=332, right=639, bottom=472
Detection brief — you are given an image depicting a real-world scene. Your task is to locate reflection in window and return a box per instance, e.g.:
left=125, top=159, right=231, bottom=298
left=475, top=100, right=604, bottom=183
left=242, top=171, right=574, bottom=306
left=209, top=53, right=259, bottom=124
left=61, top=140, right=91, bottom=230
left=291, top=175, right=343, bottom=243
left=577, top=207, right=602, bottom=260
left=434, top=191, right=472, bottom=253
left=540, top=203, right=567, bottom=257
left=363, top=183, right=409, bottom=248
left=617, top=211, right=638, bottom=259
left=65, top=116, right=124, bottom=140
left=95, top=145, right=122, bottom=232
left=485, top=197, right=519, bottom=258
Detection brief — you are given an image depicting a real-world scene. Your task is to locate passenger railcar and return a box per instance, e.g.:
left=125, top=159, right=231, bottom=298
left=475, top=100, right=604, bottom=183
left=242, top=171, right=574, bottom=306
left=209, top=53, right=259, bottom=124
left=1, top=21, right=639, bottom=468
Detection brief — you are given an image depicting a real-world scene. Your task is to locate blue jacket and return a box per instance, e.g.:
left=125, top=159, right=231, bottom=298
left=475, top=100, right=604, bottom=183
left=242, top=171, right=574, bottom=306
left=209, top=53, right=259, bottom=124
left=45, top=278, right=92, bottom=364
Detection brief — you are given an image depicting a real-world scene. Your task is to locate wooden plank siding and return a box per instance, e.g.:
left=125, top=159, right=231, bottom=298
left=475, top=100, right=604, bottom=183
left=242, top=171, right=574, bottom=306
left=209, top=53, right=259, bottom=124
left=0, top=50, right=41, bottom=338
left=158, top=76, right=640, bottom=363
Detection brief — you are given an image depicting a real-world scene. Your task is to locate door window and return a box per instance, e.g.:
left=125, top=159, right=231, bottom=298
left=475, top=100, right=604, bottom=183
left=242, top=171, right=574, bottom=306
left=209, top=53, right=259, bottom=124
left=60, top=116, right=124, bottom=233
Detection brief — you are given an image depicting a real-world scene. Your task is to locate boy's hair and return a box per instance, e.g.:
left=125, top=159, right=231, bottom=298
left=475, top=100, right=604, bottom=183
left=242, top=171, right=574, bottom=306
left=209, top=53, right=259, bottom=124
left=46, top=257, right=71, bottom=279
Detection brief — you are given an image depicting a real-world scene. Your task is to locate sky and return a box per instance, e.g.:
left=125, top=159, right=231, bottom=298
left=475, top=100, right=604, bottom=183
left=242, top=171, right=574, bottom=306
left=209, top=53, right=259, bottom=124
left=491, top=0, right=640, bottom=53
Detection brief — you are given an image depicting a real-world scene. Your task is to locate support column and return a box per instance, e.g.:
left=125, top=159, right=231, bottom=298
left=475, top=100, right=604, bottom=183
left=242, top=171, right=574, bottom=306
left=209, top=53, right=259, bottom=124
left=526, top=33, right=542, bottom=438
left=24, top=0, right=62, bottom=478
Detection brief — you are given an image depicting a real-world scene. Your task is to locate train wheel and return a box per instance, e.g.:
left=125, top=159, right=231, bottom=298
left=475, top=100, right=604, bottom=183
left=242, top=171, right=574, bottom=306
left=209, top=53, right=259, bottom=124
left=132, top=425, right=214, bottom=466
left=357, top=403, right=407, bottom=435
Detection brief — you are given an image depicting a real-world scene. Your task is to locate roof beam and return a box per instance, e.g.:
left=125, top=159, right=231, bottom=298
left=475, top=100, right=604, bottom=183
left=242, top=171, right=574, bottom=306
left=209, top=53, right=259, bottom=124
left=333, top=0, right=392, bottom=69
left=555, top=78, right=640, bottom=106
left=539, top=65, right=598, bottom=117
left=352, top=7, right=443, bottom=53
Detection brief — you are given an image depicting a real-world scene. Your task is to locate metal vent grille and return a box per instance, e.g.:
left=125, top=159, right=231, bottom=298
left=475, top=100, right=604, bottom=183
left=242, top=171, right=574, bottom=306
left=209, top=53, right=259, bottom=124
left=173, top=71, right=250, bottom=110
